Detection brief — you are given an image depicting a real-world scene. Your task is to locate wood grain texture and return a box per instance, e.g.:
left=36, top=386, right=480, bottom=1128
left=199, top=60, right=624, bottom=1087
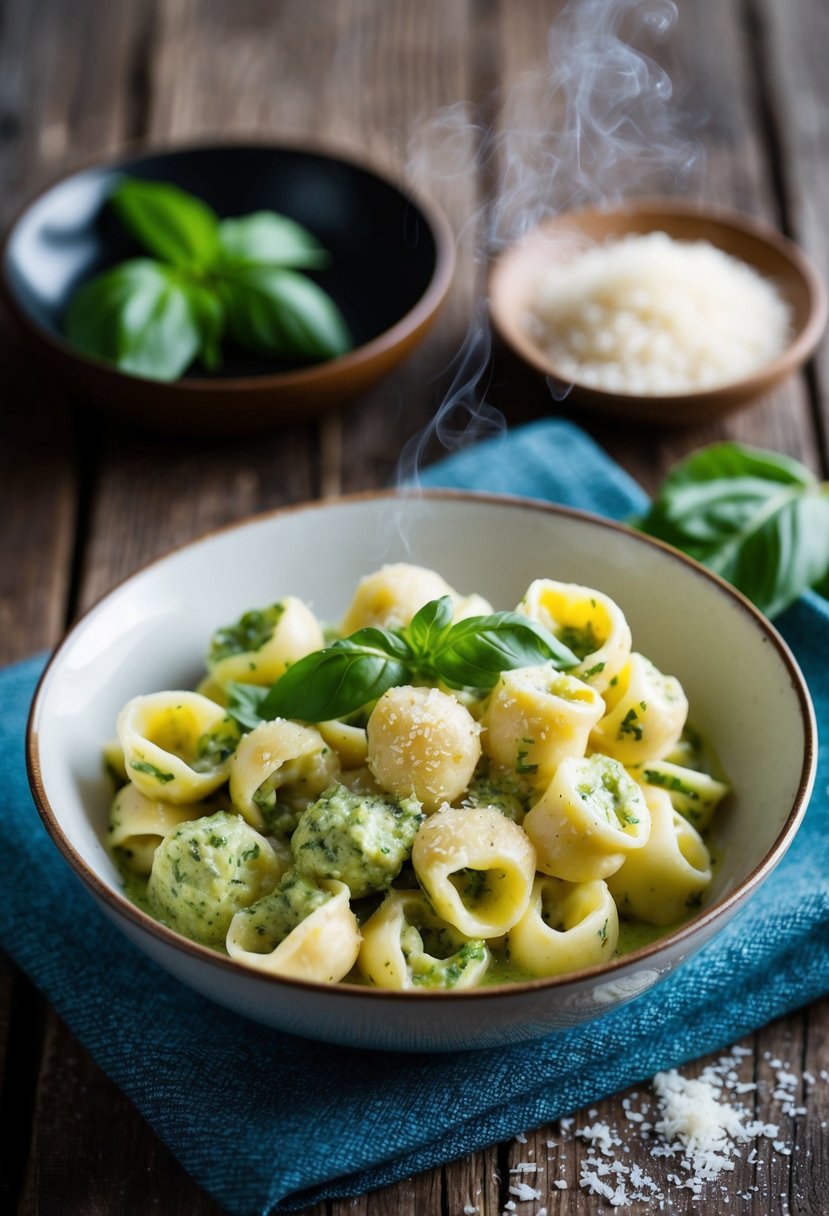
left=1, top=1, right=827, bottom=1214
left=754, top=0, right=829, bottom=472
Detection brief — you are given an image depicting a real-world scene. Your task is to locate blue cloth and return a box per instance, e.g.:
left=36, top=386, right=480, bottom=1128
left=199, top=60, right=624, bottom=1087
left=2, top=419, right=827, bottom=1215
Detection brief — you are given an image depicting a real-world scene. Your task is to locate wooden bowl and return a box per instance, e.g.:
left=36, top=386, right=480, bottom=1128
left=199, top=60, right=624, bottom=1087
left=489, top=199, right=827, bottom=427
left=1, top=142, right=455, bottom=436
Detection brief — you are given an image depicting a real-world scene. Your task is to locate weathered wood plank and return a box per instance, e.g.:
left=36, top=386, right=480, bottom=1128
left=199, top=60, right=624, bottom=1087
left=754, top=0, right=829, bottom=471
left=0, top=1, right=157, bottom=1212
left=18, top=1015, right=227, bottom=1216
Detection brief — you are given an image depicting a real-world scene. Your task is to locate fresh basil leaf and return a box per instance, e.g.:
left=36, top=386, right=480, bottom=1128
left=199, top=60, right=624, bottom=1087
left=219, top=264, right=351, bottom=361
left=225, top=682, right=270, bottom=732
left=638, top=442, right=829, bottom=618
left=260, top=639, right=411, bottom=722
left=345, top=628, right=413, bottom=661
left=218, top=212, right=329, bottom=269
left=64, top=259, right=201, bottom=381
left=112, top=177, right=220, bottom=268
left=404, top=596, right=455, bottom=659
left=433, top=612, right=578, bottom=690
left=182, top=281, right=225, bottom=371
left=703, top=485, right=829, bottom=619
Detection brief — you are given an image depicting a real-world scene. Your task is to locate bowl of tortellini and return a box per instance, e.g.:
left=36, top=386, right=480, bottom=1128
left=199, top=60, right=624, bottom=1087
left=27, top=493, right=816, bottom=1051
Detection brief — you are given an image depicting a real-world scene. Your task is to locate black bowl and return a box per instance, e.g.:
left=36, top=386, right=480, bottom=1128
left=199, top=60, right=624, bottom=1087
left=1, top=142, right=455, bottom=434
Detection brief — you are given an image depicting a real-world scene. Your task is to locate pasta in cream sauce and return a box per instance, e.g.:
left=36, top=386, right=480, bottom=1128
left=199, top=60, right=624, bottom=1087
left=104, top=563, right=729, bottom=989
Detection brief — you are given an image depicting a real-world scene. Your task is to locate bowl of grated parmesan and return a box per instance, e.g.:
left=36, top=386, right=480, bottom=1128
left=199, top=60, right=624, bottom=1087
left=489, top=199, right=827, bottom=425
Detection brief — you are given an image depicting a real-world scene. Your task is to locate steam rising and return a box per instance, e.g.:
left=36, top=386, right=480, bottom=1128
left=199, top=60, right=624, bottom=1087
left=397, top=0, right=701, bottom=487
left=395, top=303, right=503, bottom=489
left=489, top=0, right=700, bottom=248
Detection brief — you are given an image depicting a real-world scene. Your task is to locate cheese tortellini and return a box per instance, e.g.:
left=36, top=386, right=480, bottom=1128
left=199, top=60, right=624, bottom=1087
left=367, top=685, right=481, bottom=813
left=523, top=754, right=650, bottom=881
left=507, top=876, right=619, bottom=977
left=117, top=691, right=236, bottom=803
left=481, top=666, right=604, bottom=788
left=606, top=787, right=712, bottom=924
left=226, top=873, right=360, bottom=982
left=358, top=890, right=490, bottom=989
left=207, top=596, right=325, bottom=688
left=412, top=805, right=536, bottom=937
left=105, top=562, right=728, bottom=991
left=229, top=718, right=339, bottom=831
left=517, top=579, right=631, bottom=692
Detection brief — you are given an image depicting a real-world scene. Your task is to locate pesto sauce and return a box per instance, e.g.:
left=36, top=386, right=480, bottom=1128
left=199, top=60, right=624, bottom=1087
left=478, top=916, right=687, bottom=986
left=118, top=866, right=153, bottom=916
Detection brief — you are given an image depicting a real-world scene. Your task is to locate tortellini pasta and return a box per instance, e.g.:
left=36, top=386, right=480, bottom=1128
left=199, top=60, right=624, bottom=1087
left=106, top=563, right=729, bottom=991
left=107, top=782, right=199, bottom=875
left=208, top=596, right=325, bottom=688
left=630, top=759, right=729, bottom=831
left=589, top=653, right=688, bottom=765
left=358, top=889, right=490, bottom=989
left=523, top=754, right=650, bottom=881
left=412, top=805, right=536, bottom=937
left=517, top=579, right=631, bottom=692
left=481, top=666, right=605, bottom=788
left=229, top=718, right=339, bottom=831
left=367, top=685, right=481, bottom=813
left=340, top=563, right=484, bottom=634
left=117, top=691, right=234, bottom=803
left=226, top=873, right=360, bottom=982
left=507, top=876, right=619, bottom=977
left=606, top=787, right=712, bottom=924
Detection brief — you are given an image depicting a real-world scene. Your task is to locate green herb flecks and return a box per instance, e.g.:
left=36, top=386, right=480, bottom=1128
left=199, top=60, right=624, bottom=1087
left=130, top=759, right=175, bottom=784
left=209, top=604, right=286, bottom=666
left=618, top=708, right=643, bottom=742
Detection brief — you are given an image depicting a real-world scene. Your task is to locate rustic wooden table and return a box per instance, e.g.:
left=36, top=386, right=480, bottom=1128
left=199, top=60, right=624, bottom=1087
left=2, top=1, right=827, bottom=1212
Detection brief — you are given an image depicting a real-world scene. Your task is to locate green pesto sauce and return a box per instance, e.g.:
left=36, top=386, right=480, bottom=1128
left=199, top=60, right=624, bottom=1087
left=478, top=916, right=687, bottom=986
left=118, top=867, right=153, bottom=916
left=118, top=856, right=704, bottom=982
left=209, top=603, right=285, bottom=665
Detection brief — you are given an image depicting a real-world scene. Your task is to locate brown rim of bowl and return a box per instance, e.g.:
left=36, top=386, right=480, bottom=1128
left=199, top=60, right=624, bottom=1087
left=488, top=196, right=829, bottom=402
left=26, top=488, right=817, bottom=1004
left=0, top=136, right=456, bottom=392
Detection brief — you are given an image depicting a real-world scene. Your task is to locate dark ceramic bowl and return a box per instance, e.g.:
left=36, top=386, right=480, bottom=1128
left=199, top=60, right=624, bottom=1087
left=1, top=143, right=455, bottom=435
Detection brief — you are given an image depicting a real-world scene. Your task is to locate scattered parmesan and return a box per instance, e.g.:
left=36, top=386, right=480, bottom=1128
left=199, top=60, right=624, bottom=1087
left=525, top=230, right=792, bottom=395
left=492, top=1042, right=823, bottom=1213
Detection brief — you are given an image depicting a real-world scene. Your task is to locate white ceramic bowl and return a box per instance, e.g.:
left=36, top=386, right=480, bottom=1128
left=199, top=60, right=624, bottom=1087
left=27, top=493, right=816, bottom=1051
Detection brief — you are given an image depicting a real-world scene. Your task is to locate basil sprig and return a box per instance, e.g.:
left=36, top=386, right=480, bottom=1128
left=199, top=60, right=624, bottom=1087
left=227, top=596, right=577, bottom=727
left=64, top=177, right=351, bottom=382
left=636, top=442, right=829, bottom=619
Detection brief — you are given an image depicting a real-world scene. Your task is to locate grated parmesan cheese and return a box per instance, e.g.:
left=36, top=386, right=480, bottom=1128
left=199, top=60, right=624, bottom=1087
left=495, top=1041, right=824, bottom=1213
left=525, top=231, right=792, bottom=395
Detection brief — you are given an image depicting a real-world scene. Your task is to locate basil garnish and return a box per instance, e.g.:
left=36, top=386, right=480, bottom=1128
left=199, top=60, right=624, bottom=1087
left=240, top=597, right=578, bottom=725
left=225, top=682, right=270, bottom=733
left=64, top=177, right=351, bottom=381
left=636, top=442, right=829, bottom=619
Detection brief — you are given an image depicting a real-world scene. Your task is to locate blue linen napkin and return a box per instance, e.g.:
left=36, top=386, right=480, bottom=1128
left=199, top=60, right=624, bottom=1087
left=2, top=419, right=827, bottom=1215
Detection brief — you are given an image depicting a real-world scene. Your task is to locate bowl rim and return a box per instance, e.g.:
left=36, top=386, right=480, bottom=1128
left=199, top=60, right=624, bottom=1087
left=0, top=136, right=457, bottom=392
left=26, top=488, right=817, bottom=1003
left=488, top=196, right=829, bottom=404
